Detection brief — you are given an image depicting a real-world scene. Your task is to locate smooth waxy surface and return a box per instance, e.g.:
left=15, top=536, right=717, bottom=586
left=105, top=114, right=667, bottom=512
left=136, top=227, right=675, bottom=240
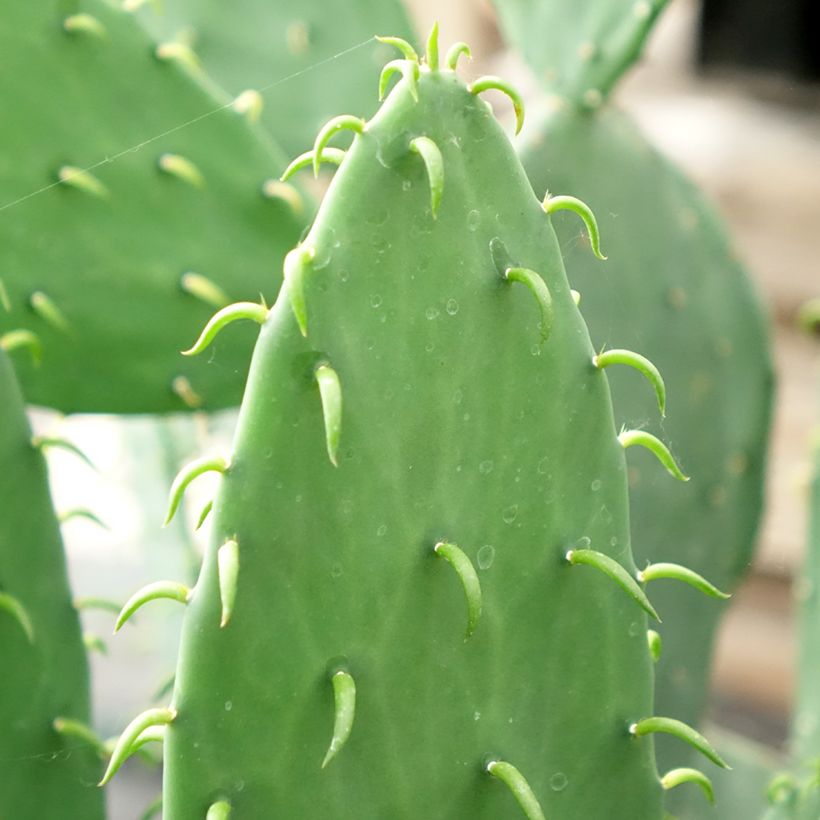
left=0, top=350, right=103, bottom=818
left=520, top=105, right=773, bottom=780
left=166, top=68, right=664, bottom=817
left=0, top=0, right=302, bottom=413
left=133, top=0, right=415, bottom=156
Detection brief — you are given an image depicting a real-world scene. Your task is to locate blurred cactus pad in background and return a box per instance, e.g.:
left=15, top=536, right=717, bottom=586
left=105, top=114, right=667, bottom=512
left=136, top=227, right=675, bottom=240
left=6, top=0, right=815, bottom=817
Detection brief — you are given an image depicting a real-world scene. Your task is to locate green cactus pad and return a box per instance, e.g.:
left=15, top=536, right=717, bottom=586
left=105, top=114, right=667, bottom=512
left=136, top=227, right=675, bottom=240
left=0, top=349, right=103, bottom=818
left=519, top=105, right=773, bottom=779
left=0, top=0, right=303, bottom=413
left=493, top=0, right=670, bottom=108
left=131, top=0, right=415, bottom=156
left=149, top=42, right=728, bottom=817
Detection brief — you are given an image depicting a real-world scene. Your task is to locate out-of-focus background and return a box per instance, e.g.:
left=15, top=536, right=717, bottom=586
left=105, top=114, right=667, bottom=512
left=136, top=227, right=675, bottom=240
left=32, top=0, right=818, bottom=815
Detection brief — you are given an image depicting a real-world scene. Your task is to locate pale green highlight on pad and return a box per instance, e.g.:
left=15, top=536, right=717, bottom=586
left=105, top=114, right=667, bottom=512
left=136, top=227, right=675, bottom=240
left=180, top=272, right=230, bottom=309
left=630, top=717, right=729, bottom=769
left=217, top=540, right=239, bottom=627
left=660, top=766, right=715, bottom=803
left=638, top=562, right=730, bottom=599
left=486, top=760, right=546, bottom=820
left=409, top=136, right=444, bottom=218
left=542, top=195, right=606, bottom=260
left=98, top=707, right=177, bottom=786
left=470, top=76, right=525, bottom=135
left=0, top=329, right=42, bottom=365
left=315, top=363, right=343, bottom=466
left=312, top=115, right=366, bottom=177
left=647, top=629, right=662, bottom=662
left=0, top=592, right=34, bottom=642
left=503, top=267, right=554, bottom=342
left=322, top=669, right=356, bottom=768
left=433, top=541, right=482, bottom=639
left=182, top=301, right=268, bottom=357
left=618, top=429, right=689, bottom=481
left=158, top=153, right=205, bottom=188
left=280, top=147, right=346, bottom=181
left=593, top=348, right=665, bottom=416
left=114, top=580, right=192, bottom=632
left=164, top=454, right=228, bottom=525
left=566, top=548, right=660, bottom=621
left=58, top=166, right=110, bottom=199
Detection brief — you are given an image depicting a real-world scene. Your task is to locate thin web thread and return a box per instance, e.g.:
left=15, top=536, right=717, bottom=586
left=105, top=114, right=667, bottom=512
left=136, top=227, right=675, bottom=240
left=0, top=36, right=376, bottom=214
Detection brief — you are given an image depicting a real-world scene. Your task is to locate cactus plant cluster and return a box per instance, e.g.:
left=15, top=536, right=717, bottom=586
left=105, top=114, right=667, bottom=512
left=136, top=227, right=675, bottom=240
left=0, top=0, right=789, bottom=818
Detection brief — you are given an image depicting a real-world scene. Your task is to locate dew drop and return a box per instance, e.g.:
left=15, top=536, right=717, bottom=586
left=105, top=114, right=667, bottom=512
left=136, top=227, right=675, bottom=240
left=473, top=711, right=481, bottom=721
left=574, top=536, right=591, bottom=549
left=550, top=772, right=568, bottom=792
left=479, top=459, right=494, bottom=475
left=467, top=209, right=480, bottom=231
left=445, top=298, right=459, bottom=315
left=537, top=456, right=550, bottom=474
left=376, top=524, right=387, bottom=536
left=453, top=389, right=463, bottom=404
left=477, top=544, right=495, bottom=570
left=590, top=479, right=602, bottom=491
left=425, top=306, right=440, bottom=320
left=235, top=780, right=246, bottom=792
left=338, top=269, right=349, bottom=283
left=365, top=338, right=375, bottom=350
left=502, top=504, right=518, bottom=524
left=331, top=563, right=343, bottom=578
left=402, top=179, right=412, bottom=191
left=370, top=294, right=383, bottom=308
left=424, top=341, right=435, bottom=353
left=530, top=343, right=542, bottom=357
left=224, top=700, right=233, bottom=711
left=628, top=621, right=640, bottom=637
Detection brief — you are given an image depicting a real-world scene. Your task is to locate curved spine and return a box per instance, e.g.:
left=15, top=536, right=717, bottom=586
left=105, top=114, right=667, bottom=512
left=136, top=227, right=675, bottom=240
left=280, top=147, right=345, bottom=181
left=180, top=272, right=230, bottom=309
left=630, top=717, right=729, bottom=769
left=206, top=801, right=232, bottom=820
left=660, top=767, right=715, bottom=803
left=379, top=59, right=419, bottom=102
left=0, top=329, right=42, bottom=365
left=542, top=195, right=606, bottom=261
left=647, top=629, right=662, bottom=662
left=409, top=136, right=444, bottom=218
left=284, top=246, right=315, bottom=337
left=232, top=89, right=263, bottom=122
left=130, top=725, right=166, bottom=754
left=83, top=632, right=108, bottom=654
left=0, top=592, right=34, bottom=642
left=565, top=548, right=660, bottom=622
left=426, top=22, right=439, bottom=70
left=58, top=166, right=109, bottom=199
left=158, top=153, right=205, bottom=188
left=312, top=115, right=365, bottom=177
left=486, top=760, right=546, bottom=820
left=637, top=562, right=730, bottom=600
left=53, top=718, right=107, bottom=756
left=32, top=436, right=95, bottom=470
left=445, top=42, right=472, bottom=70
left=469, top=76, right=525, bottom=135
left=315, top=363, right=343, bottom=467
left=164, top=454, right=228, bottom=526
left=618, top=429, right=689, bottom=481
left=63, top=13, right=106, bottom=37
left=114, top=581, right=192, bottom=633
left=375, top=36, right=418, bottom=62
left=195, top=499, right=214, bottom=531
left=503, top=267, right=554, bottom=342
left=593, top=348, right=665, bottom=416
left=59, top=508, right=108, bottom=529
left=30, top=291, right=70, bottom=332
left=433, top=541, right=482, bottom=639
left=261, top=180, right=303, bottom=214
left=155, top=42, right=200, bottom=71
left=217, top=540, right=239, bottom=628
left=321, top=669, right=356, bottom=768
left=74, top=597, right=122, bottom=614
left=98, top=707, right=177, bottom=786
left=182, top=301, right=267, bottom=356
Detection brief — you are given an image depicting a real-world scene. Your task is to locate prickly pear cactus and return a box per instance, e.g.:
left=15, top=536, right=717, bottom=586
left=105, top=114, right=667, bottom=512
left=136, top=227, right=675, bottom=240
left=104, top=30, right=730, bottom=818
left=0, top=0, right=303, bottom=413
left=132, top=0, right=415, bottom=156
left=0, top=347, right=104, bottom=819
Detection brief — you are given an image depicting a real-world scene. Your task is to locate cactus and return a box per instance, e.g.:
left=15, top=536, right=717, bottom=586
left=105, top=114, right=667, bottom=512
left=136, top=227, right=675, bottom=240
left=131, top=0, right=415, bottom=156
left=0, top=346, right=104, bottom=819
left=101, top=30, right=734, bottom=818
left=494, top=0, right=773, bottom=786
left=0, top=0, right=304, bottom=414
